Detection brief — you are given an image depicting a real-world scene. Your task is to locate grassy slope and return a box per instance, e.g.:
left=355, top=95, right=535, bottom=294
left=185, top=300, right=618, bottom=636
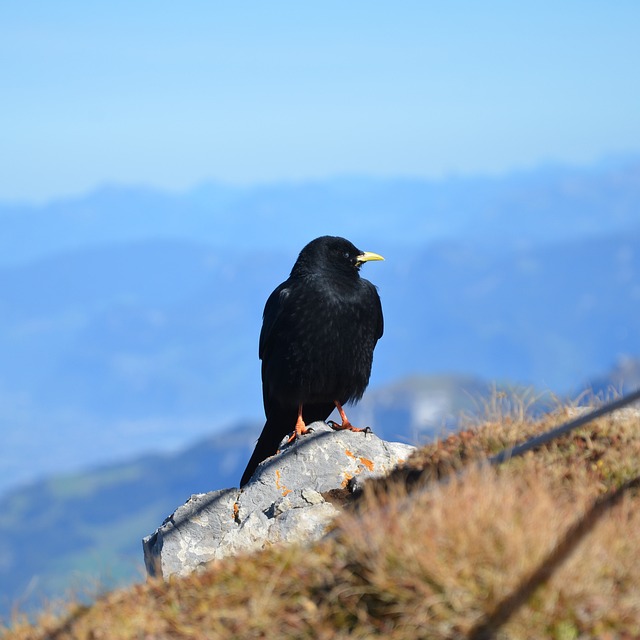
left=3, top=403, right=640, bottom=639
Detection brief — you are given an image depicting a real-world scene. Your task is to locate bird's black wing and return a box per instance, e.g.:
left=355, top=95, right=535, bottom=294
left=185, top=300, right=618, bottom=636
left=241, top=282, right=296, bottom=487
left=369, top=280, right=384, bottom=341
left=258, top=280, right=291, bottom=362
left=376, top=291, right=384, bottom=340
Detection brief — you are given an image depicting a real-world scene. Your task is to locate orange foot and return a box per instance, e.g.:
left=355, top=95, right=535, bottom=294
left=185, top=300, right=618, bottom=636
left=286, top=404, right=315, bottom=444
left=327, top=401, right=372, bottom=434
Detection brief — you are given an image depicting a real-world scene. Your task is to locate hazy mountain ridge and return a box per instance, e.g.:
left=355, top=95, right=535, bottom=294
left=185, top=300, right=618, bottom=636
left=1, top=157, right=640, bottom=267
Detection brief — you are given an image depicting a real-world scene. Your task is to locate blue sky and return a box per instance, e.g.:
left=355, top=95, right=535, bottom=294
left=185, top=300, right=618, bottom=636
left=2, top=1, right=640, bottom=202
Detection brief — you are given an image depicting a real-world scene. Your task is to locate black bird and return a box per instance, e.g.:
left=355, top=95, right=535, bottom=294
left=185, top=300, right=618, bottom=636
left=240, top=235, right=384, bottom=487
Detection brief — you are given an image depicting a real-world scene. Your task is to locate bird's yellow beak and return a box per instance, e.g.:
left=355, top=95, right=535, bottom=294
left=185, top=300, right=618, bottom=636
left=356, top=251, right=385, bottom=265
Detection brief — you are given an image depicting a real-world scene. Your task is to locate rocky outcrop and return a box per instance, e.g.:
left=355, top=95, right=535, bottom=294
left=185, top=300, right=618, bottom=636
left=143, top=421, right=414, bottom=579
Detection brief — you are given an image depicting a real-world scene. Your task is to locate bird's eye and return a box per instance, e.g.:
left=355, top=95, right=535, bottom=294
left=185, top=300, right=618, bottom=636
left=343, top=251, right=351, bottom=260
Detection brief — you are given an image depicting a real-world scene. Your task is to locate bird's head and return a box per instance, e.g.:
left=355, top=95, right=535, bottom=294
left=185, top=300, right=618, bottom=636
left=292, top=236, right=384, bottom=278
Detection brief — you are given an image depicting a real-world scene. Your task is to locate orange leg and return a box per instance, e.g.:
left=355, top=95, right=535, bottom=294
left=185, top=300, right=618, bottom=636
left=286, top=404, right=314, bottom=444
left=328, top=401, right=371, bottom=433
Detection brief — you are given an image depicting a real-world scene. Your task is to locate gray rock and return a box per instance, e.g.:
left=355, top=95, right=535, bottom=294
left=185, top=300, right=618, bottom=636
left=142, top=421, right=414, bottom=579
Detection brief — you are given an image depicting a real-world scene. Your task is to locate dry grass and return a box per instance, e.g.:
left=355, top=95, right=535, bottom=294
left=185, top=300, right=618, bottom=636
left=3, top=402, right=640, bottom=639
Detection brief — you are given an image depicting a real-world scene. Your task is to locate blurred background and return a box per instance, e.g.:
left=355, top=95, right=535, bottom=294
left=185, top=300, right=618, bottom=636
left=1, top=1, right=640, bottom=619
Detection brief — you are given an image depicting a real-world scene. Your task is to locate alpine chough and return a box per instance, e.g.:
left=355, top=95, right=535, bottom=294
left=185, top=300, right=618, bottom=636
left=240, top=235, right=384, bottom=487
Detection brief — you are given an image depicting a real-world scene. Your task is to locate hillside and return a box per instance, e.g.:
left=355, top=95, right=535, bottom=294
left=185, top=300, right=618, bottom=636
left=0, top=374, right=513, bottom=620
left=4, top=401, right=639, bottom=639
left=0, top=420, right=260, bottom=619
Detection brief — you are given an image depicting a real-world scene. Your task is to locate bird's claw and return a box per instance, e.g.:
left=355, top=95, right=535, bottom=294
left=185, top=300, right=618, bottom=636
left=286, top=426, right=314, bottom=445
left=328, top=420, right=371, bottom=435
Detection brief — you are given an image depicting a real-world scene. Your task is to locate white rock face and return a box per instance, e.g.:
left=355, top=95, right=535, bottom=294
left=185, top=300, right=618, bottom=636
left=143, top=421, right=414, bottom=579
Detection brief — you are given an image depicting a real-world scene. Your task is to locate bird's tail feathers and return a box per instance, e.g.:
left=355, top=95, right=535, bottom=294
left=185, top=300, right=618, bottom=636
left=240, top=418, right=288, bottom=487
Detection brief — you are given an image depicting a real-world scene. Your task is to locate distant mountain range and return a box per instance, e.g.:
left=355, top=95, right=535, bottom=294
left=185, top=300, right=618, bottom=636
left=1, top=157, right=639, bottom=493
left=2, top=155, right=640, bottom=267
